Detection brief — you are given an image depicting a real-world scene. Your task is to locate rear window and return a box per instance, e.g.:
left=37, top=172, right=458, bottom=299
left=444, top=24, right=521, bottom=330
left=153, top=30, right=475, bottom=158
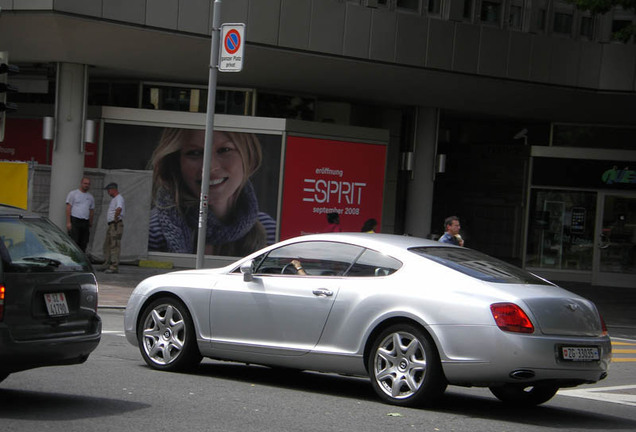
left=0, top=215, right=91, bottom=273
left=409, top=246, right=550, bottom=285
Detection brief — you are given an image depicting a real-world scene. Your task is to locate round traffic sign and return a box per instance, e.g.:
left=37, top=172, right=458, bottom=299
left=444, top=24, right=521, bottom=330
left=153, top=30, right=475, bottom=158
left=224, top=29, right=241, bottom=55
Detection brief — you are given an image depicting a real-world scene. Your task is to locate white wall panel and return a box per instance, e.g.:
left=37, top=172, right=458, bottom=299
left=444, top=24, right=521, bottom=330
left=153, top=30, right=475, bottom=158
left=343, top=4, right=372, bottom=58
left=146, top=0, right=178, bottom=30
left=279, top=0, right=311, bottom=50
left=507, top=32, right=532, bottom=80
left=549, top=38, right=580, bottom=86
left=577, top=42, right=602, bottom=89
left=248, top=0, right=281, bottom=44
left=453, top=23, right=480, bottom=74
left=369, top=8, right=397, bottom=62
left=177, top=0, right=210, bottom=34
left=599, top=44, right=636, bottom=91
left=426, top=19, right=454, bottom=70
left=478, top=27, right=508, bottom=78
left=55, top=0, right=101, bottom=16
left=395, top=13, right=428, bottom=67
left=309, top=0, right=346, bottom=55
left=103, top=0, right=145, bottom=25
left=529, top=35, right=551, bottom=83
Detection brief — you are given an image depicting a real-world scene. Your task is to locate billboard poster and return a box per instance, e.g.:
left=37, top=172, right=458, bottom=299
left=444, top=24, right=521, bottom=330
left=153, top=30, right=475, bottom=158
left=280, top=135, right=386, bottom=239
left=101, top=123, right=282, bottom=258
left=0, top=118, right=98, bottom=167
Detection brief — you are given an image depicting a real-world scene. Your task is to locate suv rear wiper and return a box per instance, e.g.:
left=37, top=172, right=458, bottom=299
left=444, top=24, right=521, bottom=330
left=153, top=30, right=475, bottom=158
left=21, top=257, right=62, bottom=267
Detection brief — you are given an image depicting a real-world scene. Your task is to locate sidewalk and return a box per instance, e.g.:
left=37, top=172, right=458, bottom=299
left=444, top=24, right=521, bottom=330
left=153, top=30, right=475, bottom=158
left=95, top=264, right=636, bottom=340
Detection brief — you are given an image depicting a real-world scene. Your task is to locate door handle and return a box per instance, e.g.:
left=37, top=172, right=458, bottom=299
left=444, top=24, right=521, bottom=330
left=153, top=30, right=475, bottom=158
left=312, top=288, right=333, bottom=297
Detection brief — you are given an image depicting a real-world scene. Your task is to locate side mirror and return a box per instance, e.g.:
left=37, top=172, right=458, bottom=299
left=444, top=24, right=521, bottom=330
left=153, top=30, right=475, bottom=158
left=240, top=259, right=254, bottom=282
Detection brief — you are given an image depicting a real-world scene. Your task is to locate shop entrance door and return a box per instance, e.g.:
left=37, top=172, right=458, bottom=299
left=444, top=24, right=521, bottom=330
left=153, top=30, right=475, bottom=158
left=593, top=193, right=636, bottom=287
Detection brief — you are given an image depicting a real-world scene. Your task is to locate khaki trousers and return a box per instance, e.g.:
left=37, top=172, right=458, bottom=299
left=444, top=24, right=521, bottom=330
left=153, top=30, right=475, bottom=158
left=104, top=220, right=123, bottom=270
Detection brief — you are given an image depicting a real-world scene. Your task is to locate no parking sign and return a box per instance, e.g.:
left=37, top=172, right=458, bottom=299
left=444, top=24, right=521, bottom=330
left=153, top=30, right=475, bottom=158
left=219, top=24, right=245, bottom=72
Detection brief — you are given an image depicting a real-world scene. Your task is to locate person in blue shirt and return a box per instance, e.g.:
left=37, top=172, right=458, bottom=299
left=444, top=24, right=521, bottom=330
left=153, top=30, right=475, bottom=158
left=438, top=216, right=464, bottom=247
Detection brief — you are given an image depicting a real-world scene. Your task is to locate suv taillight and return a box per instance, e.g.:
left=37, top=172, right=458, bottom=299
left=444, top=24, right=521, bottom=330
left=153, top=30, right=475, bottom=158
left=0, top=284, right=5, bottom=321
left=490, top=303, right=534, bottom=333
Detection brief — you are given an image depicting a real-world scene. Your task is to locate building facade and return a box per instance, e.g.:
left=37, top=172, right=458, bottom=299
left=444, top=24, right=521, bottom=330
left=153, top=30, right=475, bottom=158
left=0, top=0, right=635, bottom=286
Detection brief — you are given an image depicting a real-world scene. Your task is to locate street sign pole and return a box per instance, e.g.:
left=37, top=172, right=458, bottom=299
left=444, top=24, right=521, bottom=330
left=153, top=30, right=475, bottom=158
left=196, top=0, right=222, bottom=269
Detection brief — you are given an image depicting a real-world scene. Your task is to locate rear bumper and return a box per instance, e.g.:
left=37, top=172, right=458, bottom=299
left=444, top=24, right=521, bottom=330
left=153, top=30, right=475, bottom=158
left=0, top=319, right=102, bottom=374
left=434, top=324, right=612, bottom=388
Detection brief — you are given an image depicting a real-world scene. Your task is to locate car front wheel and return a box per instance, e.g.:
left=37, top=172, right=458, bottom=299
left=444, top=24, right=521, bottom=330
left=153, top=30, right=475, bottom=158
left=368, top=324, right=447, bottom=407
left=489, top=384, right=559, bottom=406
left=137, top=297, right=202, bottom=371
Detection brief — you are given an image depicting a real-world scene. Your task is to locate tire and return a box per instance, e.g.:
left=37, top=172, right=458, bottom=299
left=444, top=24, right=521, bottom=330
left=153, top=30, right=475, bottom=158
left=489, top=384, right=559, bottom=406
left=137, top=297, right=202, bottom=372
left=368, top=324, right=447, bottom=407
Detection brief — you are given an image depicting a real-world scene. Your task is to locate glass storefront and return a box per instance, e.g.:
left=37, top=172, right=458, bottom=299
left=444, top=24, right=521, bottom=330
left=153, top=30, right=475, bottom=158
left=600, top=194, right=636, bottom=275
left=526, top=155, right=636, bottom=287
left=526, top=189, right=596, bottom=271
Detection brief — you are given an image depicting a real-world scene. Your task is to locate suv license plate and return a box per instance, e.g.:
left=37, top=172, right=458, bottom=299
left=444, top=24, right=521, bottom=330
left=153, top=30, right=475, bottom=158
left=562, top=346, right=600, bottom=361
left=44, top=293, right=70, bottom=316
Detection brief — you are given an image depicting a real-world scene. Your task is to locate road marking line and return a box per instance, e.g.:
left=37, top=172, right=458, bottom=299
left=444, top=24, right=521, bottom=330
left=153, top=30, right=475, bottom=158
left=559, top=385, right=636, bottom=407
left=613, top=349, right=636, bottom=353
left=612, top=358, right=636, bottom=362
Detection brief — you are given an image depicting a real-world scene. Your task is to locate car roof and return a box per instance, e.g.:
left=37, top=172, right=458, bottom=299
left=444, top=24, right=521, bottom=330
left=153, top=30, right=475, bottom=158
left=0, top=204, right=35, bottom=217
left=275, top=232, right=451, bottom=256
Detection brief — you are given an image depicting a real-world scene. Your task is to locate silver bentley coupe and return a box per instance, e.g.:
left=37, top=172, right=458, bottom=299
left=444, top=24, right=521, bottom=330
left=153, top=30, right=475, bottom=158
left=124, top=233, right=611, bottom=407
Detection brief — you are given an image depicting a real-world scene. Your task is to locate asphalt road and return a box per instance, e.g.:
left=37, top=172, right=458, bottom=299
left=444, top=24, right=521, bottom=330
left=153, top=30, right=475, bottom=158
left=1, top=310, right=635, bottom=432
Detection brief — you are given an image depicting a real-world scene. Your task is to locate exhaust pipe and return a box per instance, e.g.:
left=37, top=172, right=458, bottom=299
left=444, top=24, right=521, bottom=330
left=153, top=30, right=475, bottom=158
left=510, top=369, right=535, bottom=379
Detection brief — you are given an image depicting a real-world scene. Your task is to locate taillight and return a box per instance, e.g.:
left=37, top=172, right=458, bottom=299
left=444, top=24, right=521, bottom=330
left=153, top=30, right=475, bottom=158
left=490, top=303, right=534, bottom=333
left=0, top=284, right=5, bottom=321
left=600, top=315, right=608, bottom=336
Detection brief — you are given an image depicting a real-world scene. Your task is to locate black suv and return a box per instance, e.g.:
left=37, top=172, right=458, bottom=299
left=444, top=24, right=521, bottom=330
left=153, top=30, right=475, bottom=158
left=0, top=204, right=101, bottom=383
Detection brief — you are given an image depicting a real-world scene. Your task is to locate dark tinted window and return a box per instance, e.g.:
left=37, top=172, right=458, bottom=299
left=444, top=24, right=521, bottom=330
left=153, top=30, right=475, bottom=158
left=409, top=247, right=550, bottom=284
left=347, top=249, right=402, bottom=277
left=0, top=216, right=90, bottom=272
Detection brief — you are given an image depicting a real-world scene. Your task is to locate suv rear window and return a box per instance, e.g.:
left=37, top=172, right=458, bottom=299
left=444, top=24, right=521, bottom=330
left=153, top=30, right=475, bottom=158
left=1, top=216, right=90, bottom=272
left=409, top=246, right=550, bottom=285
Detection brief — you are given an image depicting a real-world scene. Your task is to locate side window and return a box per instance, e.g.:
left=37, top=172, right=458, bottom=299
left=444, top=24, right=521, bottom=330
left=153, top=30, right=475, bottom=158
left=254, top=241, right=363, bottom=276
left=347, top=249, right=402, bottom=277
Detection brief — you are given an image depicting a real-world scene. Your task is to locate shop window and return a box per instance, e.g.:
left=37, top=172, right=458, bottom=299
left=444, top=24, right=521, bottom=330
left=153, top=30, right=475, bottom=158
left=553, top=12, right=573, bottom=35
left=428, top=0, right=442, bottom=14
left=580, top=16, right=594, bottom=40
left=508, top=4, right=524, bottom=29
left=255, top=92, right=315, bottom=121
left=397, top=0, right=420, bottom=11
left=140, top=83, right=252, bottom=115
left=463, top=0, right=474, bottom=19
left=526, top=189, right=596, bottom=271
left=612, top=19, right=634, bottom=42
left=537, top=8, right=546, bottom=31
left=480, top=0, right=502, bottom=25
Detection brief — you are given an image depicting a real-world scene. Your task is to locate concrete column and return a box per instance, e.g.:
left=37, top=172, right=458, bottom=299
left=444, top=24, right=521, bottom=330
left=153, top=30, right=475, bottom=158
left=404, top=107, right=439, bottom=238
left=48, top=63, right=89, bottom=229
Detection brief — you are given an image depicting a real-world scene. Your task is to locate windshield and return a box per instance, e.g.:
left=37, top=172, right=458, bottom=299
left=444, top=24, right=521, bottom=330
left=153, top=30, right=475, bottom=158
left=409, top=246, right=551, bottom=285
left=0, top=216, right=91, bottom=272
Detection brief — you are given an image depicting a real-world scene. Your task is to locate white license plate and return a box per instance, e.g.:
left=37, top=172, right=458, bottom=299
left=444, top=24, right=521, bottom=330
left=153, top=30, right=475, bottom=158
left=562, top=346, right=600, bottom=361
left=44, top=292, right=70, bottom=316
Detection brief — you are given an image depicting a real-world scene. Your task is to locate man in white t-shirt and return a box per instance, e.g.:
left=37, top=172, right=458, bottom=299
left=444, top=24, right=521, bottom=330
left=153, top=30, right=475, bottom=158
left=65, top=177, right=95, bottom=252
left=103, top=182, right=125, bottom=273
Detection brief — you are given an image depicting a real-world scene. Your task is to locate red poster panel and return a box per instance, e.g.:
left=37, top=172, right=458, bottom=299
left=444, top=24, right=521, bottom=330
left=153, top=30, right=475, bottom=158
left=280, top=136, right=386, bottom=240
left=0, top=118, right=98, bottom=168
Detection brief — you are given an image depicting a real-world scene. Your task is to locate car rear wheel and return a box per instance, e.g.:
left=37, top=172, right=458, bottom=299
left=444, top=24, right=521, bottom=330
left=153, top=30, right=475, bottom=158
left=137, top=297, right=202, bottom=372
left=489, top=384, right=559, bottom=406
left=368, top=324, right=447, bottom=407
